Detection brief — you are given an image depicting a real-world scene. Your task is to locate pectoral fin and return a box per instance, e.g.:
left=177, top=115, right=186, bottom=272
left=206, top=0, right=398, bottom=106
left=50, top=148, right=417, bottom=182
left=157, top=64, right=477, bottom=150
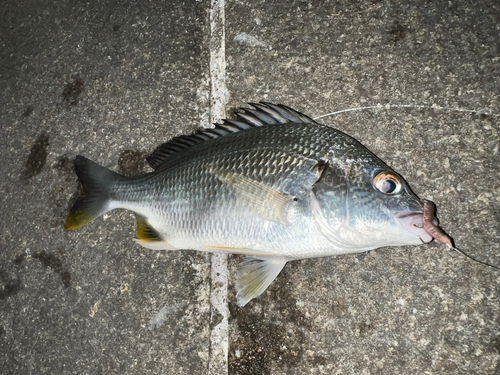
left=212, top=170, right=296, bottom=225
left=236, top=256, right=287, bottom=307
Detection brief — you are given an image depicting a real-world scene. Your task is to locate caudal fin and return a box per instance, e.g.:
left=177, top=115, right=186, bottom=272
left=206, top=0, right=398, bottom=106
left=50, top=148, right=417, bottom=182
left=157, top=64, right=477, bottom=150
left=65, top=156, right=122, bottom=230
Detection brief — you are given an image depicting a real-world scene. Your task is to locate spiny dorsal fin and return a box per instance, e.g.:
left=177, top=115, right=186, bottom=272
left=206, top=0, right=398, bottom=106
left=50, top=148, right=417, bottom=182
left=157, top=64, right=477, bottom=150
left=146, top=103, right=315, bottom=170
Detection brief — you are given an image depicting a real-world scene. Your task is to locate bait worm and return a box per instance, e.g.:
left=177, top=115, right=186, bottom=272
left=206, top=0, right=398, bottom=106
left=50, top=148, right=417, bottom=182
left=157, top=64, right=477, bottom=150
left=422, top=199, right=453, bottom=249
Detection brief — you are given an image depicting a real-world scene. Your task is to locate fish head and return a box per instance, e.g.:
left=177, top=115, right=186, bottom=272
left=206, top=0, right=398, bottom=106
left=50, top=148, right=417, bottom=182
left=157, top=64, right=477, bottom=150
left=312, top=152, right=433, bottom=251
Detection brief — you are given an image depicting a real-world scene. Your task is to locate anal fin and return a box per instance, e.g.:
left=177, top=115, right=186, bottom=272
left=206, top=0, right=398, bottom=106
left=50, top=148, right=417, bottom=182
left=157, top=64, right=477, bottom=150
left=136, top=215, right=163, bottom=242
left=236, top=256, right=287, bottom=307
left=134, top=216, right=176, bottom=250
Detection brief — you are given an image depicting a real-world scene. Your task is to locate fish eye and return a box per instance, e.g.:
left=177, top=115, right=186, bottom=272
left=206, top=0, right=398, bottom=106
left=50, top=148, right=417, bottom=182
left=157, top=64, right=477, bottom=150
left=373, top=172, right=402, bottom=195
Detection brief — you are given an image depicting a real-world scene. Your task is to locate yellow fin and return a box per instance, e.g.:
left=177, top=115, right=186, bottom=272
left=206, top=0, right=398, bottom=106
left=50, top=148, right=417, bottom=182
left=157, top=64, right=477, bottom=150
left=205, top=245, right=248, bottom=250
left=64, top=156, right=119, bottom=230
left=65, top=209, right=96, bottom=230
left=204, top=245, right=275, bottom=256
left=212, top=170, right=295, bottom=225
left=136, top=216, right=163, bottom=242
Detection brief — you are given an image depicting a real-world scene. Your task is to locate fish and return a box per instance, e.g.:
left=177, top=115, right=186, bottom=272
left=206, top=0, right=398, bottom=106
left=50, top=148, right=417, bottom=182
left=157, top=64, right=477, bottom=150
left=65, top=102, right=439, bottom=306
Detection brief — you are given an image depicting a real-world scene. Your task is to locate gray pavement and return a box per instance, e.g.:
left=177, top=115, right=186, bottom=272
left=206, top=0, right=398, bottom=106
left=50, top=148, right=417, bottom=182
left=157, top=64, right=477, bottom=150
left=1, top=1, right=499, bottom=374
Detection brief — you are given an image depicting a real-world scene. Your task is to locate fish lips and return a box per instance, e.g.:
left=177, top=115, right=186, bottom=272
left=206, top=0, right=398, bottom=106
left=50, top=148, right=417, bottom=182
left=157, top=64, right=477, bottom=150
left=393, top=211, right=434, bottom=244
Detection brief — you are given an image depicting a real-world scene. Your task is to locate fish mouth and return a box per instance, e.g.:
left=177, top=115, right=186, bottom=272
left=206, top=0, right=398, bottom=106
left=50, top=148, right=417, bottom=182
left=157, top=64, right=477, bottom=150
left=393, top=211, right=434, bottom=244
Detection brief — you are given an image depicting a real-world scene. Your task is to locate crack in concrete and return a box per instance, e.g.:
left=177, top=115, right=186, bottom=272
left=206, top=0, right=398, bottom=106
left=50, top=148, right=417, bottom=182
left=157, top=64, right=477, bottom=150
left=208, top=1, right=229, bottom=374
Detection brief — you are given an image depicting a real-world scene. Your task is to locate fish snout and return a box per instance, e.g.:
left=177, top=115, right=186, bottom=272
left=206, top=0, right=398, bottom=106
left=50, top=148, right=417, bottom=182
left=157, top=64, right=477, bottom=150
left=393, top=211, right=434, bottom=244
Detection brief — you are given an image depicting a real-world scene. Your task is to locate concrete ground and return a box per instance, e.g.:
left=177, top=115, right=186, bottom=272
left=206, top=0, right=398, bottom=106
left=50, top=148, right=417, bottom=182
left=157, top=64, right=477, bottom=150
left=1, top=0, right=499, bottom=374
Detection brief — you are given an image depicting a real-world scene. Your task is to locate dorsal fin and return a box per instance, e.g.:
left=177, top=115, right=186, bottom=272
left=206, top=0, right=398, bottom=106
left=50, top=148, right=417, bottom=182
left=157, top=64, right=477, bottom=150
left=146, top=102, right=315, bottom=170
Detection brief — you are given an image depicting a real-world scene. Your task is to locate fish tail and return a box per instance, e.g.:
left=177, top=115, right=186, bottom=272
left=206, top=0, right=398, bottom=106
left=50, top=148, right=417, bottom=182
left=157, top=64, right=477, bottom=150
left=65, top=156, right=121, bottom=230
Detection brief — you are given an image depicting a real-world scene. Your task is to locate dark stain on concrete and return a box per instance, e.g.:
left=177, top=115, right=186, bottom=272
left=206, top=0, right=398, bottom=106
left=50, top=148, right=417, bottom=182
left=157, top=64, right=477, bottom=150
left=22, top=132, right=49, bottom=179
left=388, top=21, right=407, bottom=42
left=356, top=320, right=374, bottom=336
left=472, top=112, right=489, bottom=120
left=493, top=203, right=500, bottom=228
left=23, top=105, right=34, bottom=117
left=53, top=155, right=73, bottom=172
left=0, top=325, right=5, bottom=337
left=13, top=253, right=27, bottom=265
left=32, top=252, right=71, bottom=288
left=118, top=150, right=150, bottom=176
left=62, top=76, right=84, bottom=106
left=492, top=335, right=500, bottom=354
left=0, top=270, right=22, bottom=300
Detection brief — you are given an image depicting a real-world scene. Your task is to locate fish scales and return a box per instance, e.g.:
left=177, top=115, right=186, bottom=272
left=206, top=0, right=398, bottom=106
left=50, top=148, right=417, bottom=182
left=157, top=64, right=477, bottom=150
left=111, top=123, right=333, bottom=252
left=65, top=102, right=439, bottom=306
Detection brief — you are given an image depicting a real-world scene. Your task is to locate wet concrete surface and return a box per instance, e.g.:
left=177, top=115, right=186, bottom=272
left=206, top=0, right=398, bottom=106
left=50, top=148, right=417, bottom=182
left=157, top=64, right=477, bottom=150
left=1, top=0, right=499, bottom=374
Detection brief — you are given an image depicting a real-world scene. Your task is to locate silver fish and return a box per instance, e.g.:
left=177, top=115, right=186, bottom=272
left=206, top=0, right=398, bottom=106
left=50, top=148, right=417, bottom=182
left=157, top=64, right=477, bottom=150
left=65, top=103, right=435, bottom=306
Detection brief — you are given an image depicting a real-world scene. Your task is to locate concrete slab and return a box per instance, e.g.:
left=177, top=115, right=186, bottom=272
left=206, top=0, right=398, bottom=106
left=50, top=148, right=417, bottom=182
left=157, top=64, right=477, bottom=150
left=1, top=1, right=211, bottom=374
left=226, top=1, right=499, bottom=374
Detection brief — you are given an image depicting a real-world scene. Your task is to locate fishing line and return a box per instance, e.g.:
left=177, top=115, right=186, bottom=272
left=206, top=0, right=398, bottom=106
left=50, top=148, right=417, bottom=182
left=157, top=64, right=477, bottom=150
left=445, top=244, right=500, bottom=271
left=313, top=104, right=484, bottom=120
left=421, top=200, right=500, bottom=272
